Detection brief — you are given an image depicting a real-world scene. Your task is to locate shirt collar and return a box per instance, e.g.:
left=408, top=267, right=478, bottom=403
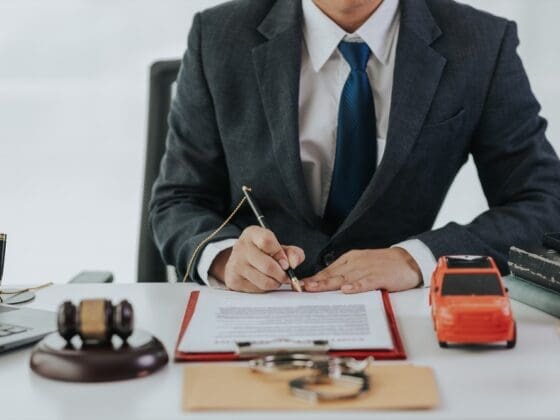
left=302, top=0, right=400, bottom=72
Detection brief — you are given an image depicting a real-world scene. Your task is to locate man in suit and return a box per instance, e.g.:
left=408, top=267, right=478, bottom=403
left=150, top=0, right=560, bottom=293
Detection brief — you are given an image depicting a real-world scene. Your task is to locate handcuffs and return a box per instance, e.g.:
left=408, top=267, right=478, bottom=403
left=248, top=353, right=374, bottom=402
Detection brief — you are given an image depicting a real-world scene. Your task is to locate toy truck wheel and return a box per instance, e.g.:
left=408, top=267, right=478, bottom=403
left=506, top=322, right=517, bottom=349
left=439, top=341, right=448, bottom=348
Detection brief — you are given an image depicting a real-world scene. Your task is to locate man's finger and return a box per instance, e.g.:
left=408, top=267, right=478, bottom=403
left=304, top=274, right=345, bottom=292
left=242, top=265, right=282, bottom=291
left=246, top=242, right=288, bottom=283
left=238, top=281, right=267, bottom=294
left=341, top=277, right=383, bottom=294
left=282, top=246, right=305, bottom=269
left=312, top=262, right=364, bottom=281
left=226, top=274, right=266, bottom=294
left=304, top=263, right=335, bottom=282
left=334, top=267, right=366, bottom=283
left=302, top=261, right=355, bottom=284
left=250, top=227, right=290, bottom=270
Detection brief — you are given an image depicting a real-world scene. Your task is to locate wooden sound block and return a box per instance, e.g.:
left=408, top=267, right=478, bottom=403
left=30, top=329, right=169, bottom=382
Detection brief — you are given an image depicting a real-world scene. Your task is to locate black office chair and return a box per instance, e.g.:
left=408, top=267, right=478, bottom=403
left=68, top=59, right=181, bottom=284
left=138, top=59, right=182, bottom=283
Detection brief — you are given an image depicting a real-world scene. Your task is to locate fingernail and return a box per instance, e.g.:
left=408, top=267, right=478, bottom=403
left=279, top=259, right=289, bottom=270
left=307, top=281, right=318, bottom=288
left=289, top=257, right=298, bottom=269
left=341, top=284, right=353, bottom=292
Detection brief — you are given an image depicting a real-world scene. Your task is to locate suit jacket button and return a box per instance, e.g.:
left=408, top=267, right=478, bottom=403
left=323, top=252, right=335, bottom=267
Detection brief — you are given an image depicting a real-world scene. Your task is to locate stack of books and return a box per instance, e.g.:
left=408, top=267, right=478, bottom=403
left=504, top=244, right=560, bottom=318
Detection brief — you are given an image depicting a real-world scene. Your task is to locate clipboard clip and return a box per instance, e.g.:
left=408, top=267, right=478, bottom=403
left=235, top=339, right=330, bottom=358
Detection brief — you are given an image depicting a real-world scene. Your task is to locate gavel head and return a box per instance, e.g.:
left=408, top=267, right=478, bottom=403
left=57, top=299, right=134, bottom=345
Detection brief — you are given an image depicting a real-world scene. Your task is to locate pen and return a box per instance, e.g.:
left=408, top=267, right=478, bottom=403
left=242, top=186, right=303, bottom=292
left=0, top=233, right=6, bottom=287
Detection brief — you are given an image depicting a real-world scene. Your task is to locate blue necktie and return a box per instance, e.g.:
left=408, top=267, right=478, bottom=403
left=324, top=41, right=377, bottom=230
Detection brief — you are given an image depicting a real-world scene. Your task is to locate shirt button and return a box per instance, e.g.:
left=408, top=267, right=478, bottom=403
left=322, top=252, right=336, bottom=267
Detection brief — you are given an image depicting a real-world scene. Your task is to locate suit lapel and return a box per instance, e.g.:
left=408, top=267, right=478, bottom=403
left=253, top=0, right=321, bottom=228
left=332, top=0, right=447, bottom=239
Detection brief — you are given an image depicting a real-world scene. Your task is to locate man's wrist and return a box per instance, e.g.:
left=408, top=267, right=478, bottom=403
left=209, top=247, right=232, bottom=284
left=391, top=239, right=437, bottom=288
left=197, top=238, right=237, bottom=286
left=393, top=246, right=423, bottom=287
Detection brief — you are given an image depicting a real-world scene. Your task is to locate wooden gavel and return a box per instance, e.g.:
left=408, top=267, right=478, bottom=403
left=57, top=299, right=133, bottom=345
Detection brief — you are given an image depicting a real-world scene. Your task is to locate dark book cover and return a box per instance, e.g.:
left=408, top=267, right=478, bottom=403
left=508, top=246, right=560, bottom=293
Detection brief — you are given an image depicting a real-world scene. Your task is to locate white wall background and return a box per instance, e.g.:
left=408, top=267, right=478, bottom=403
left=1, top=0, right=558, bottom=285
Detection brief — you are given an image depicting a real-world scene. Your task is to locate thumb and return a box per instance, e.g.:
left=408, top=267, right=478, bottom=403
left=282, top=246, right=305, bottom=269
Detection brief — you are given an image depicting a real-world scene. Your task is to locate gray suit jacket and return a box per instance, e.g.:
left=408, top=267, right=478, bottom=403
left=150, top=0, right=560, bottom=282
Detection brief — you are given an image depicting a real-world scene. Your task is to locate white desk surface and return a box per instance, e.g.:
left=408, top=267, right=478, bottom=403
left=1, top=283, right=559, bottom=420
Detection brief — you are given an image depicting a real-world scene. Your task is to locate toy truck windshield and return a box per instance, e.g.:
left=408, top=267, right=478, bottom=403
left=441, top=273, right=504, bottom=296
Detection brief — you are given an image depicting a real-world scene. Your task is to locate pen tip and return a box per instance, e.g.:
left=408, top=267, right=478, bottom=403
left=291, top=277, right=303, bottom=293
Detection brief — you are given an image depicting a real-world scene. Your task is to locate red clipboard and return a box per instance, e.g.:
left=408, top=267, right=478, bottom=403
left=174, top=290, right=406, bottom=362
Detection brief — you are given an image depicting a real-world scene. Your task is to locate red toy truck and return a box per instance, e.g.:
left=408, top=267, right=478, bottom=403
left=430, top=255, right=516, bottom=348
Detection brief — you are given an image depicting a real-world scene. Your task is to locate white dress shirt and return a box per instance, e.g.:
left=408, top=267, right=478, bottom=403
left=197, top=0, right=437, bottom=288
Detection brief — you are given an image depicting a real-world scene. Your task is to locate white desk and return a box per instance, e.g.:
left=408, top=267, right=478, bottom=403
left=1, top=284, right=559, bottom=419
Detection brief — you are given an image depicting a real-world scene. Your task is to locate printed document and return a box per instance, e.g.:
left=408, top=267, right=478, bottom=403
left=178, top=289, right=393, bottom=353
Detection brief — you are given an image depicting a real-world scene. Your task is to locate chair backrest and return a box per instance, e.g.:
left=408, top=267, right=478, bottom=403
left=138, top=59, right=181, bottom=283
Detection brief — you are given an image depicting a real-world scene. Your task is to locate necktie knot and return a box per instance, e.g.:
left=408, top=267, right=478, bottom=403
left=338, top=41, right=371, bottom=71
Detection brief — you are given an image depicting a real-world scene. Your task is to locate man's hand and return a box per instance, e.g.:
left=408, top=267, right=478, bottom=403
left=302, top=247, right=421, bottom=293
left=209, top=226, right=305, bottom=293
